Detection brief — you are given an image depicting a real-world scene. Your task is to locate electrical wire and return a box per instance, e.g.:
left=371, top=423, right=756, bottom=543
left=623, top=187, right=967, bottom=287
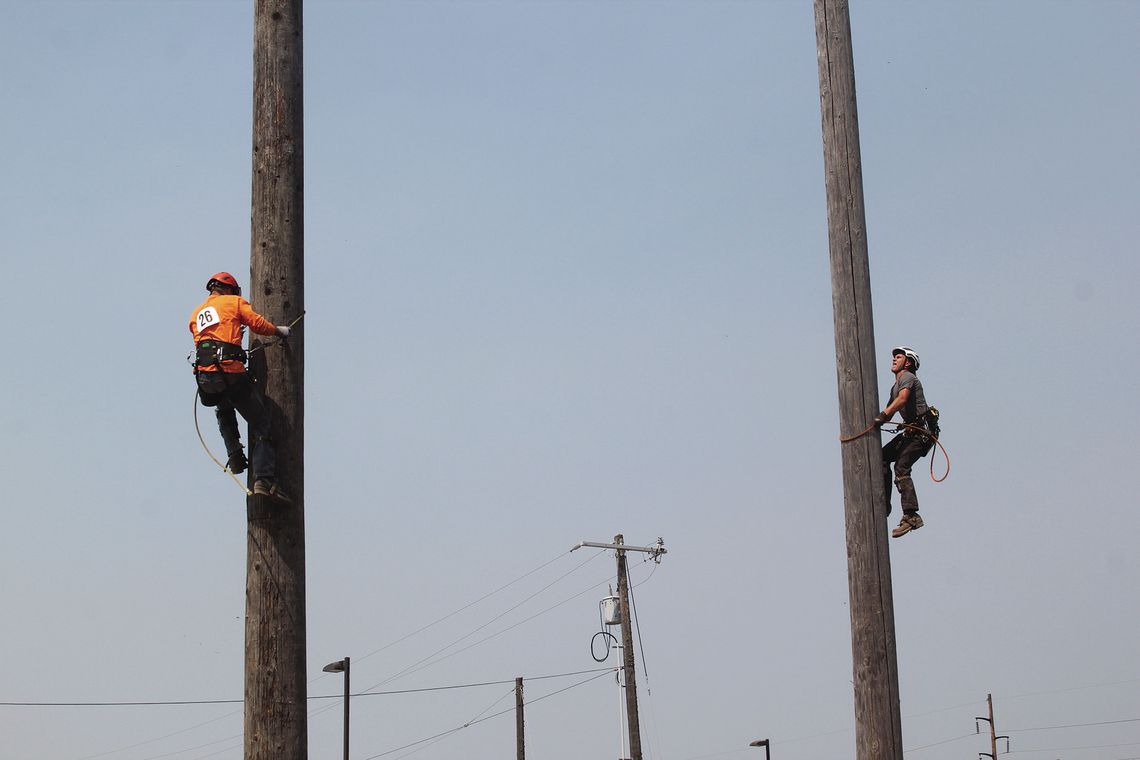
left=1007, top=740, right=1140, bottom=753
left=306, top=549, right=597, bottom=724
left=1005, top=717, right=1140, bottom=732
left=360, top=668, right=618, bottom=760
left=591, top=630, right=619, bottom=662
left=355, top=551, right=608, bottom=693
left=1002, top=675, right=1140, bottom=700
left=628, top=557, right=664, bottom=760
left=75, top=709, right=239, bottom=760
left=349, top=548, right=587, bottom=671
left=632, top=553, right=660, bottom=588
left=1, top=667, right=615, bottom=708
left=134, top=731, right=241, bottom=760
left=903, top=731, right=979, bottom=752
left=163, top=674, right=632, bottom=760
left=368, top=568, right=617, bottom=688
left=628, top=560, right=652, bottom=692
left=65, top=669, right=615, bottom=760
left=65, top=549, right=599, bottom=758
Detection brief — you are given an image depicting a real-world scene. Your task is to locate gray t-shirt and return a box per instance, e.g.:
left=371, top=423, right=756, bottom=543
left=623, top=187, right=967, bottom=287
left=889, top=370, right=929, bottom=423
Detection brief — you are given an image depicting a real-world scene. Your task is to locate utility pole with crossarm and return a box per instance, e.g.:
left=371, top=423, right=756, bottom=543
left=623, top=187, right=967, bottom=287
left=572, top=535, right=666, bottom=760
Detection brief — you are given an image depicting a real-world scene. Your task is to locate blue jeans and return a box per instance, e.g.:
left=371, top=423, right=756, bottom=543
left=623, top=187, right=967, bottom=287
left=198, top=372, right=276, bottom=481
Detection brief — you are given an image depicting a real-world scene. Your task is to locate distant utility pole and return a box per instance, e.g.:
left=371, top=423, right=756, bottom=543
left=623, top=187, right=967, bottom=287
left=571, top=535, right=667, bottom=760
left=976, top=693, right=1010, bottom=760
left=812, top=2, right=903, bottom=760
left=246, top=1, right=307, bottom=759
left=516, top=677, right=525, bottom=760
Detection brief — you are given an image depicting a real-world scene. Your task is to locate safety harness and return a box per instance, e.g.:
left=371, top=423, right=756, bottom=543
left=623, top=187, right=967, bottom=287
left=193, top=339, right=247, bottom=396
left=189, top=311, right=305, bottom=494
left=901, top=406, right=940, bottom=440
left=195, top=339, right=247, bottom=366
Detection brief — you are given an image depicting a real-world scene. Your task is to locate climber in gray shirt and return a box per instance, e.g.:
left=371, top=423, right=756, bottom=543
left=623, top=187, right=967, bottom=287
left=874, top=346, right=937, bottom=538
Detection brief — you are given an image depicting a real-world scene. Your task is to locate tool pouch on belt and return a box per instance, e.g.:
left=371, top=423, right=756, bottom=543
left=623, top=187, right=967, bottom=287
left=922, top=407, right=940, bottom=439
left=195, top=370, right=229, bottom=401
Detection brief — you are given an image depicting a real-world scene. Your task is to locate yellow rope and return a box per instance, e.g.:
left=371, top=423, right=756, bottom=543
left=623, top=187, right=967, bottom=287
left=193, top=387, right=252, bottom=496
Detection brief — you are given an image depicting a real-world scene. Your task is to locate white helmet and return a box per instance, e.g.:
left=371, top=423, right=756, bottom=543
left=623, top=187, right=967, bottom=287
left=892, top=346, right=920, bottom=371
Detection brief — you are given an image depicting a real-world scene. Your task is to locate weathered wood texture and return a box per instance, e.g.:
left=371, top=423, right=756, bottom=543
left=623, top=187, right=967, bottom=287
left=246, top=0, right=306, bottom=758
left=813, top=1, right=903, bottom=759
left=615, top=535, right=643, bottom=760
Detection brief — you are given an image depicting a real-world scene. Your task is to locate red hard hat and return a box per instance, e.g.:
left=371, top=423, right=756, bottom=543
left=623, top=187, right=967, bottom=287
left=206, top=272, right=240, bottom=291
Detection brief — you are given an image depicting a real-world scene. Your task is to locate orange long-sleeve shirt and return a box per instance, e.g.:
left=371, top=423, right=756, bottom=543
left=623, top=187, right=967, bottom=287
left=189, top=293, right=278, bottom=373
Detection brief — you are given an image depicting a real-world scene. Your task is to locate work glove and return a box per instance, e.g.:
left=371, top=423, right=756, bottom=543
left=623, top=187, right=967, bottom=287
left=276, top=325, right=291, bottom=338
left=873, top=412, right=890, bottom=429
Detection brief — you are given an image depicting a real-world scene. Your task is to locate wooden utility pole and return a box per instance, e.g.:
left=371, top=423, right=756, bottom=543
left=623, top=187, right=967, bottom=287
left=515, top=677, right=525, bottom=760
left=976, top=693, right=1009, bottom=759
left=614, top=534, right=643, bottom=760
left=986, top=694, right=998, bottom=760
left=813, top=2, right=903, bottom=759
left=571, top=536, right=665, bottom=760
left=246, top=1, right=306, bottom=759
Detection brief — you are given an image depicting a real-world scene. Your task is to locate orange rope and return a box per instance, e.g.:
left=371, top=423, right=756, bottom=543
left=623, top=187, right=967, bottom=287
left=839, top=420, right=950, bottom=483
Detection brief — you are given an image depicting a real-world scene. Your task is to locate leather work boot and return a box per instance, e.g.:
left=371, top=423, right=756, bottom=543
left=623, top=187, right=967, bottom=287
left=253, top=479, right=291, bottom=505
left=891, top=513, right=924, bottom=538
left=226, top=450, right=248, bottom=475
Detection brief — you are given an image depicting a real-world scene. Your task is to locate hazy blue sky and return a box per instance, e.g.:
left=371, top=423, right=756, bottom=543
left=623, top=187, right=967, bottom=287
left=2, top=1, right=1138, bottom=759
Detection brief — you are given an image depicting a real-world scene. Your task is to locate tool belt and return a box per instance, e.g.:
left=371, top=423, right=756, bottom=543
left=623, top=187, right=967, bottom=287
left=195, top=340, right=247, bottom=368
left=904, top=407, right=940, bottom=439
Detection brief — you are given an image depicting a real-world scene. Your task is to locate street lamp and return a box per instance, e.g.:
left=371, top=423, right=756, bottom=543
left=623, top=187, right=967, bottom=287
left=749, top=739, right=771, bottom=760
left=323, top=657, right=350, bottom=760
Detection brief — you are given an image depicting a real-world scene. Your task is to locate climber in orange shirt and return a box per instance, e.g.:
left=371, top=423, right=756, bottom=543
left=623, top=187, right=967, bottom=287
left=189, top=272, right=291, bottom=504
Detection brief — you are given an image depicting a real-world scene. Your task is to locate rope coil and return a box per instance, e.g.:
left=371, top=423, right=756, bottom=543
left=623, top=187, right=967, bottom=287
left=840, top=420, right=950, bottom=483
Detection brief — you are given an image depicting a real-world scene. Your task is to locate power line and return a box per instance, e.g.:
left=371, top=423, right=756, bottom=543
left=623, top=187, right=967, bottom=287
left=358, top=562, right=614, bottom=691
left=1008, top=740, right=1140, bottom=753
left=361, top=667, right=618, bottom=760
left=1006, top=717, right=1140, bottom=732
left=2, top=667, right=616, bottom=708
left=1002, top=676, right=1140, bottom=701
left=354, top=549, right=604, bottom=694
left=75, top=709, right=239, bottom=760
left=305, top=549, right=588, bottom=723
left=70, top=550, right=607, bottom=759
left=135, top=731, right=240, bottom=760
left=349, top=548, right=576, bottom=669
left=756, top=678, right=1140, bottom=748
left=904, top=731, right=979, bottom=752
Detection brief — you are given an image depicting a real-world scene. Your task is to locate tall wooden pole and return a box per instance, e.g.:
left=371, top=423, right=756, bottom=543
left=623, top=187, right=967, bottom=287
left=246, top=0, right=306, bottom=758
left=813, top=2, right=903, bottom=759
left=975, top=692, right=1007, bottom=758
left=614, top=534, right=643, bottom=760
left=515, top=677, right=525, bottom=760
left=987, top=693, right=997, bottom=760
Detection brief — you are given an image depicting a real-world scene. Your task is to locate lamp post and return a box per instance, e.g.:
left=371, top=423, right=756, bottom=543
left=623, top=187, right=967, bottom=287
left=749, top=739, right=771, bottom=760
left=323, top=657, right=350, bottom=760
